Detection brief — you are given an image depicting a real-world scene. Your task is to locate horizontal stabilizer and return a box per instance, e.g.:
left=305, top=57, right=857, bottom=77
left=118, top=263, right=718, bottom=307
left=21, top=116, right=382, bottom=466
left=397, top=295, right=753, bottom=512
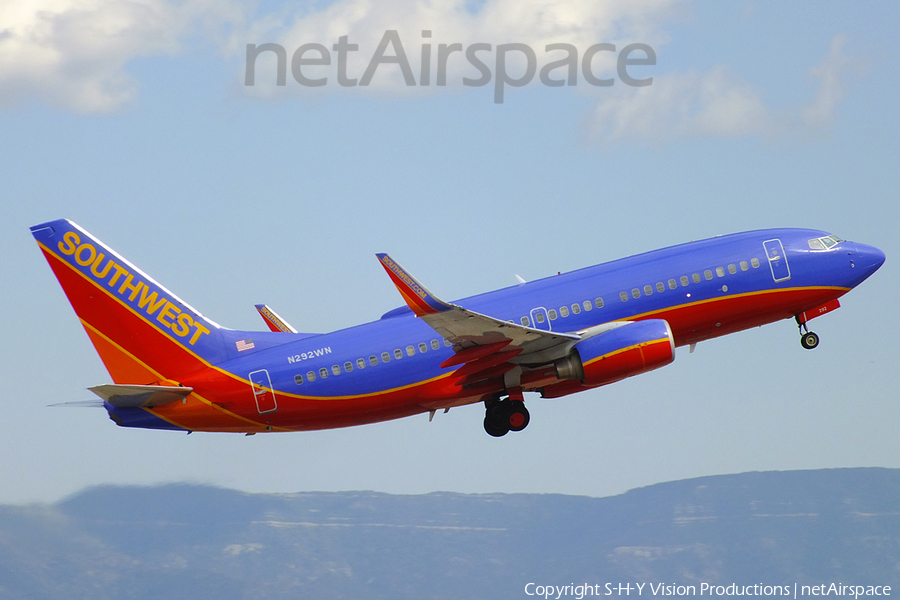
left=47, top=400, right=105, bottom=408
left=88, top=384, right=193, bottom=408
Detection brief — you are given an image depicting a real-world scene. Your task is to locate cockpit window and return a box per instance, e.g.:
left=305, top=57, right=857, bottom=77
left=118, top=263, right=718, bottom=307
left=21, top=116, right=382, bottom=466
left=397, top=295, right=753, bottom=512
left=808, top=235, right=845, bottom=250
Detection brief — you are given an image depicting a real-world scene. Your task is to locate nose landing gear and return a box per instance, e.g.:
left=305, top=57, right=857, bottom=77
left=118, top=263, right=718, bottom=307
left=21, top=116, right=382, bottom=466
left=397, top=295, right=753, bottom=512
left=483, top=388, right=530, bottom=437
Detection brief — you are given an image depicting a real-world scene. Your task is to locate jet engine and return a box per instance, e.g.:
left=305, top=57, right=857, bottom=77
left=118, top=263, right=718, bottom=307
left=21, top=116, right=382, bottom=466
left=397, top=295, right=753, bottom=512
left=541, top=319, right=675, bottom=398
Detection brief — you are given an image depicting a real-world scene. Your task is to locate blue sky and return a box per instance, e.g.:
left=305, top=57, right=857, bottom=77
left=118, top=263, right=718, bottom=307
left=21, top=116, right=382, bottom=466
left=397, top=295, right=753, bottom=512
left=1, top=1, right=898, bottom=504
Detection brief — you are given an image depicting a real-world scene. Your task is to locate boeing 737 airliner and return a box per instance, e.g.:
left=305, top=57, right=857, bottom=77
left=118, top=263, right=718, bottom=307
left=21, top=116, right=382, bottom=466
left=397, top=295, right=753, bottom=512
left=31, top=219, right=884, bottom=437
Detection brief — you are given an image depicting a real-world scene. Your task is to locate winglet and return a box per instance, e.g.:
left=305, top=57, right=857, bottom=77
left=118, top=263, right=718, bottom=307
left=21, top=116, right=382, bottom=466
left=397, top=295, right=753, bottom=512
left=254, top=304, right=298, bottom=333
left=376, top=254, right=452, bottom=317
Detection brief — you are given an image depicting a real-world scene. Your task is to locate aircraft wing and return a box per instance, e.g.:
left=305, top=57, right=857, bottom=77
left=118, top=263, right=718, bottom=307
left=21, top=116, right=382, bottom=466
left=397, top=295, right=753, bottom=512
left=420, top=304, right=579, bottom=365
left=376, top=254, right=580, bottom=378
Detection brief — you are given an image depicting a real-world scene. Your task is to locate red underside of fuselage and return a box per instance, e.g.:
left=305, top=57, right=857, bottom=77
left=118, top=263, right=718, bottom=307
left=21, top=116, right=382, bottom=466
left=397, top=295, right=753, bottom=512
left=643, top=286, right=846, bottom=346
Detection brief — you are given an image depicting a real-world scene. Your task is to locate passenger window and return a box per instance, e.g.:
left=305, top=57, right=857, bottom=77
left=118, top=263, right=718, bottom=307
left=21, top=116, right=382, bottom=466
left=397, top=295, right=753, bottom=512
left=572, top=303, right=581, bottom=315
left=728, top=264, right=737, bottom=274
left=369, top=355, right=378, bottom=366
left=357, top=358, right=366, bottom=369
left=406, top=345, right=415, bottom=357
left=294, top=374, right=303, bottom=385
left=583, top=300, right=592, bottom=311
left=444, top=338, right=452, bottom=347
left=632, top=288, right=641, bottom=299
left=382, top=351, right=391, bottom=363
left=716, top=267, right=724, bottom=277
left=431, top=339, right=439, bottom=350
left=319, top=368, right=328, bottom=379
left=535, top=312, right=545, bottom=324
left=704, top=270, right=713, bottom=280
left=680, top=276, right=689, bottom=287
left=394, top=348, right=403, bottom=359
left=656, top=282, right=665, bottom=293
left=740, top=261, right=749, bottom=271
left=751, top=258, right=760, bottom=268
left=307, top=371, right=316, bottom=382
left=548, top=309, right=558, bottom=320
left=560, top=306, right=569, bottom=317
left=595, top=297, right=604, bottom=308
left=332, top=365, right=341, bottom=375
left=520, top=316, right=530, bottom=326
left=344, top=362, right=353, bottom=373
left=643, top=285, right=652, bottom=296
left=668, top=279, right=677, bottom=290
left=418, top=342, right=427, bottom=353
left=692, top=273, right=701, bottom=283
left=620, top=291, right=628, bottom=302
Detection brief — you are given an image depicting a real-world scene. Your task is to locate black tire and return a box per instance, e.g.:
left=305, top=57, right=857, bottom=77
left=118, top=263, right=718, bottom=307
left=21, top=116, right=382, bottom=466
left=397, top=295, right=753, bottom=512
left=484, top=416, right=508, bottom=437
left=801, top=331, right=819, bottom=349
left=487, top=400, right=508, bottom=423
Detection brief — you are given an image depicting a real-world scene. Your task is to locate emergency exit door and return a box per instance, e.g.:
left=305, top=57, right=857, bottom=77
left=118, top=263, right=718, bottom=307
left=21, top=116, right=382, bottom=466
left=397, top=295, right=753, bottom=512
left=249, top=369, right=277, bottom=414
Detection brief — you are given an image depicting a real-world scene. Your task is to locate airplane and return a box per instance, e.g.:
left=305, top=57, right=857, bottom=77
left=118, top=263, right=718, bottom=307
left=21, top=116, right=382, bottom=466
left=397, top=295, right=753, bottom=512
left=30, top=219, right=885, bottom=437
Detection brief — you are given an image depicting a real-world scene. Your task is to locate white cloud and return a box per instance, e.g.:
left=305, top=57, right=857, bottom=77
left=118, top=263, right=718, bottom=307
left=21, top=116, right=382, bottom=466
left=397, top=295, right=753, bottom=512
left=801, top=33, right=850, bottom=128
left=0, top=0, right=240, bottom=112
left=584, top=33, right=852, bottom=143
left=585, top=67, right=770, bottom=142
left=0, top=0, right=854, bottom=145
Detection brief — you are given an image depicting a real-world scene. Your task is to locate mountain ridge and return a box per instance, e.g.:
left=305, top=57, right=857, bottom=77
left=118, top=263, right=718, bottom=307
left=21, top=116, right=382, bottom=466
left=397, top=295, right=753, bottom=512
left=1, top=468, right=897, bottom=599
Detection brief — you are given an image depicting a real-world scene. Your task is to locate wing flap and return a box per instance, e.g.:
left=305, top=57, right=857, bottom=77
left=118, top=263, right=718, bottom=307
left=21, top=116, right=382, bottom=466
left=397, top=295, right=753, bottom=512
left=423, top=306, right=579, bottom=365
left=88, top=384, right=193, bottom=408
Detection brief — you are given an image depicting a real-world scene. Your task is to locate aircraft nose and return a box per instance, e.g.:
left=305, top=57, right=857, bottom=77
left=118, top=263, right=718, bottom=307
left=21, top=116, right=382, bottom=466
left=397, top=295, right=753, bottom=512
left=850, top=242, right=886, bottom=280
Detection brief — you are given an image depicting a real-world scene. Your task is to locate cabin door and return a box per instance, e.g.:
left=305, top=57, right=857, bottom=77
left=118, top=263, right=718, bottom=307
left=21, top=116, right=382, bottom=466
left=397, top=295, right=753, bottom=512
left=249, top=369, right=278, bottom=414
left=763, top=239, right=791, bottom=282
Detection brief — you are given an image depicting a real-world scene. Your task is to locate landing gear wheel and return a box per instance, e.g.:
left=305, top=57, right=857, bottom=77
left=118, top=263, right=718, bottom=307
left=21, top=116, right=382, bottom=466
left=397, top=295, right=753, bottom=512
left=800, top=331, right=819, bottom=350
left=483, top=416, right=509, bottom=437
left=483, top=393, right=530, bottom=436
left=487, top=400, right=507, bottom=422
left=506, top=403, right=530, bottom=432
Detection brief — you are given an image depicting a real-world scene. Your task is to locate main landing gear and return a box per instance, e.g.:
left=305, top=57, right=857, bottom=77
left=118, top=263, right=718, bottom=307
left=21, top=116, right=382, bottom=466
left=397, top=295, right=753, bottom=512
left=483, top=389, right=530, bottom=437
left=797, top=320, right=820, bottom=350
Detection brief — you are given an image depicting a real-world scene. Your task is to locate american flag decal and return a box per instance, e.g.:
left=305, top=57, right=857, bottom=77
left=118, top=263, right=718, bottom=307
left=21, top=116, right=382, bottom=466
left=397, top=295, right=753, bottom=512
left=236, top=339, right=255, bottom=352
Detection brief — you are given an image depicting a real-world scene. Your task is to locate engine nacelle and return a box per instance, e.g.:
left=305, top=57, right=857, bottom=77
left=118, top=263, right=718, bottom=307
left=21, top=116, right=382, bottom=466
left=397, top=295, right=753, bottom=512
left=541, top=319, right=675, bottom=399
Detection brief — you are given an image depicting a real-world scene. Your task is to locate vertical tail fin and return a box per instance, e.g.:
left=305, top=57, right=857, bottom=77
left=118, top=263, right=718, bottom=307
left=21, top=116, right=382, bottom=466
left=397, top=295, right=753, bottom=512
left=31, top=219, right=227, bottom=384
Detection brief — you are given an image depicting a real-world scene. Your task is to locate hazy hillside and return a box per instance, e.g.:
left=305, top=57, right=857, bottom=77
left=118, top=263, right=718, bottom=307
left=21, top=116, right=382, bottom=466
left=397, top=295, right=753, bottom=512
left=1, top=469, right=898, bottom=599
